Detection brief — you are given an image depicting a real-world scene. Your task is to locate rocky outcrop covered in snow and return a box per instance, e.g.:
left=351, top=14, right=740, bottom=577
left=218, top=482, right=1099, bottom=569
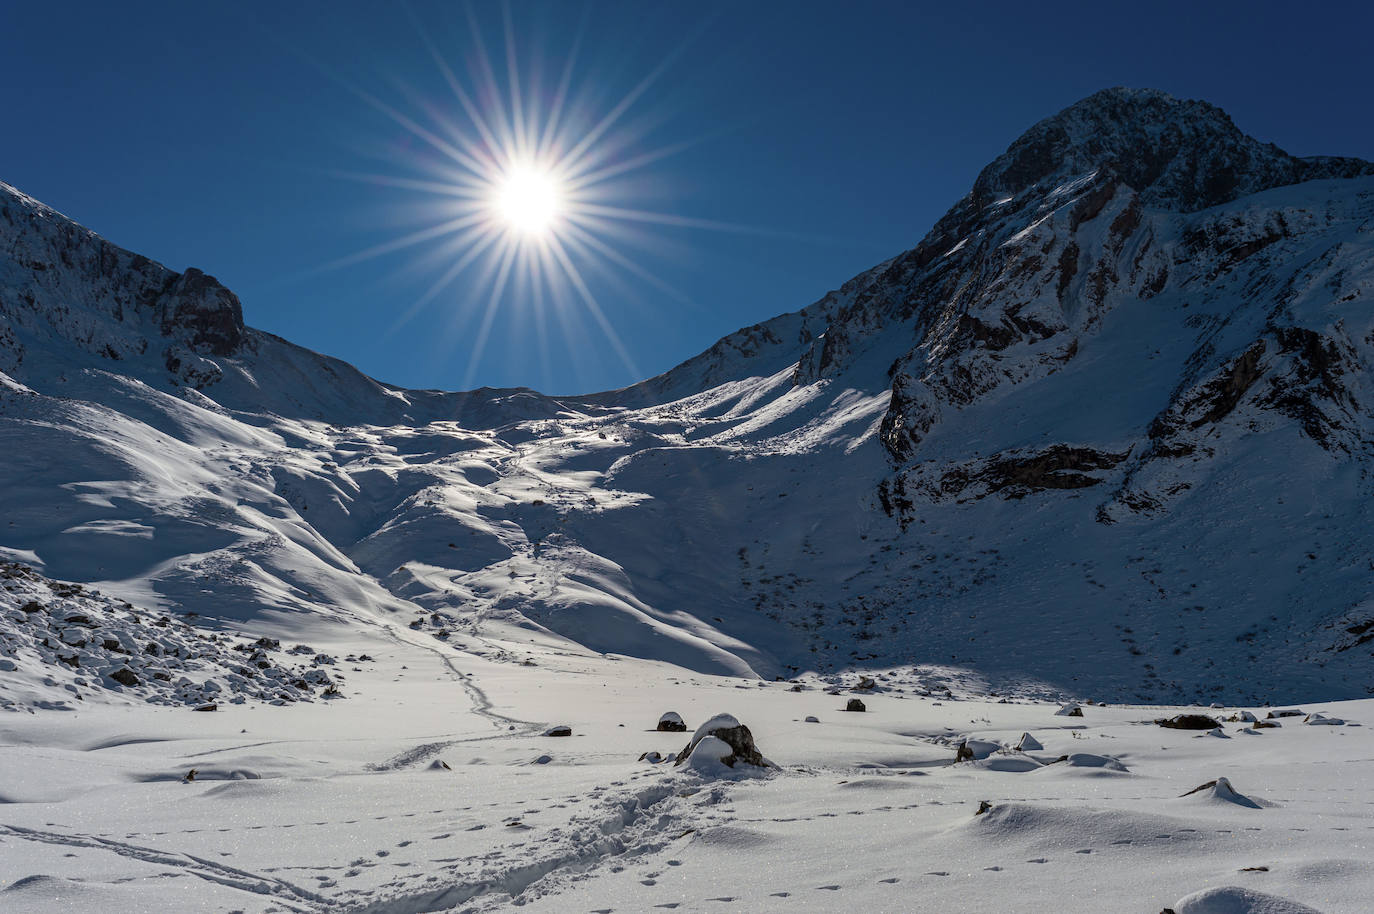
left=0, top=562, right=342, bottom=711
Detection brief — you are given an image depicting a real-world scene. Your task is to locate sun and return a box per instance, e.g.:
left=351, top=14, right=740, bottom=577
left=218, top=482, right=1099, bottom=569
left=495, top=164, right=562, bottom=237
left=310, top=5, right=736, bottom=387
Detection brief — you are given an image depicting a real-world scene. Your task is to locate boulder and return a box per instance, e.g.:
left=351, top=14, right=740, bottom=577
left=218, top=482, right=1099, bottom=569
left=544, top=725, right=573, bottom=737
left=845, top=698, right=867, bottom=712
left=674, top=713, right=768, bottom=769
left=956, top=739, right=1001, bottom=761
left=1156, top=714, right=1222, bottom=730
left=109, top=667, right=139, bottom=687
left=852, top=676, right=876, bottom=691
left=1014, top=732, right=1043, bottom=752
left=656, top=711, right=687, bottom=732
left=193, top=702, right=218, bottom=712
left=1304, top=713, right=1344, bottom=726
left=804, top=715, right=820, bottom=723
left=1055, top=703, right=1084, bottom=717
left=1266, top=709, right=1304, bottom=719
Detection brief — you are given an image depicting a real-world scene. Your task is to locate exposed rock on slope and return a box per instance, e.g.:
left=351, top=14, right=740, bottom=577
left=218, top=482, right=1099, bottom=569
left=2, top=88, right=1373, bottom=704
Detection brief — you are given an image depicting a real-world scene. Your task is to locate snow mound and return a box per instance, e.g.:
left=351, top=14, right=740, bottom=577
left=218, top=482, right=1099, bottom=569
left=964, top=802, right=1205, bottom=851
left=1179, top=777, right=1264, bottom=809
left=1042, top=752, right=1129, bottom=772
left=1169, top=885, right=1322, bottom=914
left=976, top=754, right=1044, bottom=773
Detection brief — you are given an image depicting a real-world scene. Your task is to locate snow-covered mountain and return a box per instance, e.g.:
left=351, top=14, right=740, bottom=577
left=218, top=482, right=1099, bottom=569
left=4, top=87, right=1373, bottom=705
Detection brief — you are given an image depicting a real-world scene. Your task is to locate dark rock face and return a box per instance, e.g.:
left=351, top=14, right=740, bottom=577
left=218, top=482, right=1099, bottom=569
left=1156, top=714, right=1222, bottom=730
left=157, top=268, right=245, bottom=356
left=845, top=698, right=867, bottom=712
left=922, top=445, right=1131, bottom=503
left=109, top=667, right=139, bottom=687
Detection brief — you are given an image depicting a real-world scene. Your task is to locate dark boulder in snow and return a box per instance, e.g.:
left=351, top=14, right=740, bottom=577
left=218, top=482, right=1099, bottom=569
left=656, top=711, right=687, bottom=732
left=675, top=713, right=768, bottom=769
left=1157, top=714, right=1223, bottom=730
left=543, top=725, right=572, bottom=737
left=845, top=698, right=867, bottom=712
left=108, top=667, right=139, bottom=687
left=852, top=676, right=876, bottom=691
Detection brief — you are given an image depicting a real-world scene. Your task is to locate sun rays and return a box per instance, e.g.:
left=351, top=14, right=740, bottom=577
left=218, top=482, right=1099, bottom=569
left=281, top=4, right=740, bottom=392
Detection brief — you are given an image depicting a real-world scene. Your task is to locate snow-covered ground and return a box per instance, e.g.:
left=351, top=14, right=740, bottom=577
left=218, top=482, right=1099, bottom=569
left=2, top=607, right=1369, bottom=912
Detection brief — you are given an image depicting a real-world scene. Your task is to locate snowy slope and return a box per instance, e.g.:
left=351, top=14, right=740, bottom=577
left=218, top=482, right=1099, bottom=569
left=3, top=88, right=1374, bottom=706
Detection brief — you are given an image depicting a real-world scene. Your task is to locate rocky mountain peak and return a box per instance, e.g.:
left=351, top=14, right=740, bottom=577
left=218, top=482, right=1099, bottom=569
left=971, top=87, right=1373, bottom=212
left=157, top=267, right=245, bottom=356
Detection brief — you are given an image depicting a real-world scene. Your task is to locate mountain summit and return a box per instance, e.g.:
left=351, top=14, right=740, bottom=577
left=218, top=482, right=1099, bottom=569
left=972, top=87, right=1373, bottom=211
left=2, top=89, right=1373, bottom=704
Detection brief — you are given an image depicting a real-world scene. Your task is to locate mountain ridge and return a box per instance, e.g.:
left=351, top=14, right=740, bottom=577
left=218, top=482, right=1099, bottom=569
left=3, top=88, right=1373, bottom=704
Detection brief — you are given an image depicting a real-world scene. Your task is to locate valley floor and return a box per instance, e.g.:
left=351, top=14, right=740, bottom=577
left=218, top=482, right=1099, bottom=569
left=0, top=613, right=1369, bottom=913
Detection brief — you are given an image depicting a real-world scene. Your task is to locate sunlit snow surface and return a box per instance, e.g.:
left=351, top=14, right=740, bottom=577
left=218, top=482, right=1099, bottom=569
left=0, top=624, right=1369, bottom=912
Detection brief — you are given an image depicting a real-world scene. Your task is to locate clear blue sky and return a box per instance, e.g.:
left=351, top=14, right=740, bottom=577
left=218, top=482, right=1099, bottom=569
left=4, top=1, right=1372, bottom=395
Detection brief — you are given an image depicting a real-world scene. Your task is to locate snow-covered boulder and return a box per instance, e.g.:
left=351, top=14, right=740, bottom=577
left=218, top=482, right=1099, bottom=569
left=955, top=739, right=1002, bottom=762
left=1179, top=777, right=1262, bottom=809
left=1014, top=732, right=1043, bottom=752
left=1304, top=713, right=1344, bottom=726
left=1055, top=703, right=1083, bottom=717
left=656, top=711, right=687, bottom=732
left=675, top=713, right=769, bottom=770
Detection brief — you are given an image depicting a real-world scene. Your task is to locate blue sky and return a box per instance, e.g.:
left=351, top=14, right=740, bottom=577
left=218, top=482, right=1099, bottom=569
left=4, top=1, right=1372, bottom=395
